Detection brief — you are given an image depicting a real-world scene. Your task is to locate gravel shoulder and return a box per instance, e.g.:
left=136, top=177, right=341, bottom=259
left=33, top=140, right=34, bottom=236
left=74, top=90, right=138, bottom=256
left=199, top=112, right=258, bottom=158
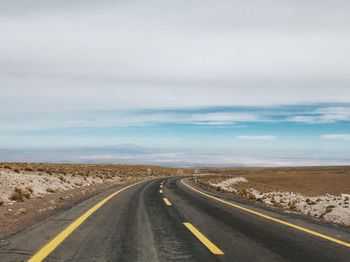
left=196, top=167, right=350, bottom=227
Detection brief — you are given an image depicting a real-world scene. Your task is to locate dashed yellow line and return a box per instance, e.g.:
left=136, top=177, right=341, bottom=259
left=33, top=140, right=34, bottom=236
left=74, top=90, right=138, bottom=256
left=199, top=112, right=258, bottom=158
left=183, top=222, right=224, bottom=255
left=28, top=180, right=148, bottom=262
left=163, top=197, right=172, bottom=206
left=181, top=179, right=350, bottom=248
left=159, top=189, right=163, bottom=193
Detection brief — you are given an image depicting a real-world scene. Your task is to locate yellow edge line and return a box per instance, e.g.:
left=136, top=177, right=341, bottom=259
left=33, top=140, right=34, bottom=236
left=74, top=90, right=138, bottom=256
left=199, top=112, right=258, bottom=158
left=28, top=179, right=148, bottom=262
left=183, top=222, right=224, bottom=255
left=163, top=197, right=172, bottom=206
left=181, top=179, right=350, bottom=248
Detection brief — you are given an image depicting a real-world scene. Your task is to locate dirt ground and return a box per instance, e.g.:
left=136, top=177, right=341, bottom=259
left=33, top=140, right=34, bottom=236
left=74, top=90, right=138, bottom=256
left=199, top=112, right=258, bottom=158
left=0, top=163, right=193, bottom=239
left=0, top=178, right=141, bottom=239
left=199, top=166, right=350, bottom=196
left=197, top=166, right=350, bottom=226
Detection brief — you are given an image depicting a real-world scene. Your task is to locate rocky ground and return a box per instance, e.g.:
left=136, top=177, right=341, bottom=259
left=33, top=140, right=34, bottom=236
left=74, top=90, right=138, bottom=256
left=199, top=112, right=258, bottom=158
left=0, top=169, right=120, bottom=206
left=0, top=180, right=138, bottom=239
left=0, top=163, right=191, bottom=238
left=196, top=167, right=350, bottom=226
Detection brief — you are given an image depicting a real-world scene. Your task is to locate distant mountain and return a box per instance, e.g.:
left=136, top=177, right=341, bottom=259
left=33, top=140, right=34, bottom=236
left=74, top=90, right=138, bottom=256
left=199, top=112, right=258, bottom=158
left=0, top=144, right=156, bottom=163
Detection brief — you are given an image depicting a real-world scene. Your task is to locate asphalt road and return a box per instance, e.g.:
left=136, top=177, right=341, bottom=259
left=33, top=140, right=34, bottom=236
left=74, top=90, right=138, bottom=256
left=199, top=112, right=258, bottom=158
left=1, top=177, right=350, bottom=261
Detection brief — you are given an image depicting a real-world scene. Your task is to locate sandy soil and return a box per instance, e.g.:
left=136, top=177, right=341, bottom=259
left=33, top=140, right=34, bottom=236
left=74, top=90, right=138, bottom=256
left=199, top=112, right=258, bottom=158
left=197, top=167, right=350, bottom=226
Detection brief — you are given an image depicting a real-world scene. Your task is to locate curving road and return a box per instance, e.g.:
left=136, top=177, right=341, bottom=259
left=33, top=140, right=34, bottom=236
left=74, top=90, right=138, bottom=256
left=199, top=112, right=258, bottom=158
left=1, top=177, right=350, bottom=261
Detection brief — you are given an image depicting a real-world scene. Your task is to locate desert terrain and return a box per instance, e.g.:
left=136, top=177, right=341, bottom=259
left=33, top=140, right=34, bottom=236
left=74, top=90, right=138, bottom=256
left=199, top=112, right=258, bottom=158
left=1, top=164, right=349, bottom=261
left=0, top=163, right=191, bottom=238
left=196, top=166, right=350, bottom=226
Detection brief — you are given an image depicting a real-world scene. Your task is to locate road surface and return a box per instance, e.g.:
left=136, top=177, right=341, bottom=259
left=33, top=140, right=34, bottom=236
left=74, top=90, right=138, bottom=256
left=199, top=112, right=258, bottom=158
left=1, top=177, right=350, bottom=261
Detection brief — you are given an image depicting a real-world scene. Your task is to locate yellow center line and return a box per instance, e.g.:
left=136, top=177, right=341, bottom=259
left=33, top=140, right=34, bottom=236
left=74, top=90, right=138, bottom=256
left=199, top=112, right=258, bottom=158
left=28, top=179, right=149, bottom=262
left=183, top=222, right=224, bottom=255
left=163, top=197, right=172, bottom=206
left=159, top=189, right=163, bottom=193
left=181, top=179, right=350, bottom=248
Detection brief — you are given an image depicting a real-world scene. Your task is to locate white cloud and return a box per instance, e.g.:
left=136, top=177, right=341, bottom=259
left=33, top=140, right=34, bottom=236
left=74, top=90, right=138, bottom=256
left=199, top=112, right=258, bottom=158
left=0, top=110, right=259, bottom=132
left=288, top=107, right=350, bottom=123
left=190, top=113, right=257, bottom=122
left=0, top=0, right=350, bottom=114
left=237, top=135, right=276, bottom=140
left=2, top=148, right=349, bottom=167
left=322, top=134, right=350, bottom=141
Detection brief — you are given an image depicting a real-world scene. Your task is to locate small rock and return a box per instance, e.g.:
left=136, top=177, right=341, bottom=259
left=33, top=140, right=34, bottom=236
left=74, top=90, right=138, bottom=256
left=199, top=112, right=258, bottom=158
left=18, top=208, right=26, bottom=214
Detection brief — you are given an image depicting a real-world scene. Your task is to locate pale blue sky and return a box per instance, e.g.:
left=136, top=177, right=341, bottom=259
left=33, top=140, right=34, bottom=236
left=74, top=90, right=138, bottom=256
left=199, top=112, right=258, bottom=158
left=0, top=104, right=349, bottom=166
left=0, top=1, right=350, bottom=166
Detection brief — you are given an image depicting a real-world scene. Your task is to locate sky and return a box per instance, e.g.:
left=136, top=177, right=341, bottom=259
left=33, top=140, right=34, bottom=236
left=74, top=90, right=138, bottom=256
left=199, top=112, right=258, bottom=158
left=0, top=0, right=350, bottom=166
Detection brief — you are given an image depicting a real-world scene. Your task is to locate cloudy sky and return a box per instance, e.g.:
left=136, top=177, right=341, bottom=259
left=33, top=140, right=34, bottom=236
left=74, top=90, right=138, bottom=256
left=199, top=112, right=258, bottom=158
left=0, top=0, right=350, bottom=166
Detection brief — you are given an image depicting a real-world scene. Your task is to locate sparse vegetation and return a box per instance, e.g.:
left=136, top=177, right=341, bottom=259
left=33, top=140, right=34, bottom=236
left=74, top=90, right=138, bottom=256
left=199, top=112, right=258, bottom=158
left=25, top=186, right=34, bottom=194
left=197, top=167, right=350, bottom=226
left=0, top=163, right=193, bottom=178
left=0, top=163, right=193, bottom=239
left=0, top=163, right=193, bottom=207
left=58, top=175, right=67, bottom=183
left=9, top=187, right=32, bottom=202
left=46, top=188, right=56, bottom=193
left=199, top=166, right=350, bottom=196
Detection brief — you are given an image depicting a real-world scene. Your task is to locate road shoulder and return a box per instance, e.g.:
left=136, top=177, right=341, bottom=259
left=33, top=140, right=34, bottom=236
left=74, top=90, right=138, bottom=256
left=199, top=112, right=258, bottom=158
left=182, top=177, right=350, bottom=244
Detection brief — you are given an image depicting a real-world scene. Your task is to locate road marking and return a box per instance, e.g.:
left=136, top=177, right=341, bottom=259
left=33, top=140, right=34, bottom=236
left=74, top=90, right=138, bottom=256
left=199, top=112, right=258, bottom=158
left=183, top=222, right=224, bottom=255
left=160, top=184, right=163, bottom=189
left=163, top=197, right=172, bottom=206
left=159, top=189, right=163, bottom=193
left=181, top=179, right=350, bottom=248
left=28, top=180, right=148, bottom=262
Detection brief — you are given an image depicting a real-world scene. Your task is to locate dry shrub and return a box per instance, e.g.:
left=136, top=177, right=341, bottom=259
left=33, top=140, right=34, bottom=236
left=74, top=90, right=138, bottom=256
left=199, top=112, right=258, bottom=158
left=25, top=186, right=34, bottom=194
left=239, top=189, right=249, bottom=198
left=9, top=187, right=32, bottom=202
left=13, top=168, right=20, bottom=173
left=325, top=205, right=335, bottom=213
left=46, top=188, right=56, bottom=193
left=247, top=193, right=256, bottom=201
left=96, top=174, right=104, bottom=179
left=289, top=201, right=297, bottom=211
left=24, top=167, right=34, bottom=172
